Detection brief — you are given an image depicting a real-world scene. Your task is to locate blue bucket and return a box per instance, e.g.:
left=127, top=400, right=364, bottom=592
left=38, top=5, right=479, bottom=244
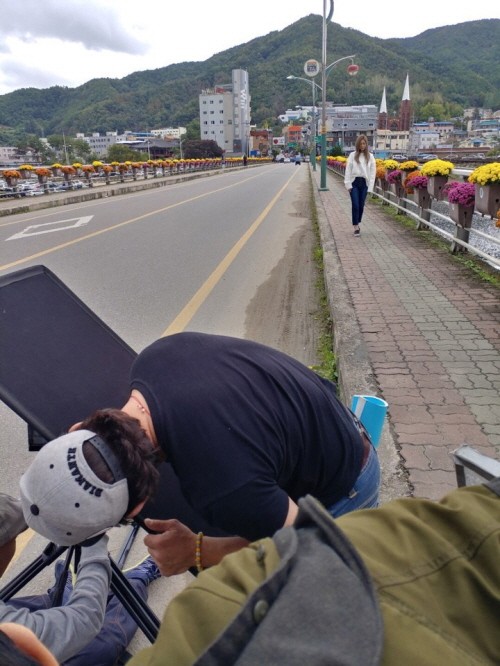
left=350, top=395, right=388, bottom=448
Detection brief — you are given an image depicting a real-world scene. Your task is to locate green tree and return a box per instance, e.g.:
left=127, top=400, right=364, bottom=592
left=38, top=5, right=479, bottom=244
left=183, top=140, right=223, bottom=159
left=106, top=143, right=147, bottom=162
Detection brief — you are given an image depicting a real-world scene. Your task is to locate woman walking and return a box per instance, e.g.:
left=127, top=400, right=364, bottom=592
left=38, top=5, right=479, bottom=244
left=344, top=134, right=376, bottom=236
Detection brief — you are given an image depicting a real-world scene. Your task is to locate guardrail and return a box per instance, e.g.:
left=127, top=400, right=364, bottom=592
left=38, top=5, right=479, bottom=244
left=327, top=165, right=500, bottom=271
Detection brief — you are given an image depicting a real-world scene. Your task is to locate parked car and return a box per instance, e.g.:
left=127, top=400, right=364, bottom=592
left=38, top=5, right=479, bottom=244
left=53, top=180, right=85, bottom=191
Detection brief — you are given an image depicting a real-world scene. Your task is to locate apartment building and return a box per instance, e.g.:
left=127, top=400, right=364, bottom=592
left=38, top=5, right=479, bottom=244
left=199, top=69, right=251, bottom=155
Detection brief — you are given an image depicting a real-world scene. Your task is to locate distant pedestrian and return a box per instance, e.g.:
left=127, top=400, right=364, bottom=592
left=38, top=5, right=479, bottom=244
left=243, top=154, right=248, bottom=167
left=344, top=134, right=376, bottom=236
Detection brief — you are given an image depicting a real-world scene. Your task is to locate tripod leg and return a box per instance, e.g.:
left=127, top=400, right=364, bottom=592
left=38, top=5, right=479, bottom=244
left=0, top=542, right=66, bottom=601
left=116, top=524, right=140, bottom=570
left=51, top=546, right=75, bottom=606
left=109, top=559, right=160, bottom=643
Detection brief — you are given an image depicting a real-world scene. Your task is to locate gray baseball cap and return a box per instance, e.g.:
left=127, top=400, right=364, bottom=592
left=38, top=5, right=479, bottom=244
left=19, top=430, right=129, bottom=546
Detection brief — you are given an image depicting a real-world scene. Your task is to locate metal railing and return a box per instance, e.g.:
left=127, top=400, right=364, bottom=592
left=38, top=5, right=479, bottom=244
left=327, top=164, right=500, bottom=270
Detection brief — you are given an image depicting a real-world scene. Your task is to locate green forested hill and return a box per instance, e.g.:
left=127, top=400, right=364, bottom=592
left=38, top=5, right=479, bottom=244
left=0, top=15, right=498, bottom=142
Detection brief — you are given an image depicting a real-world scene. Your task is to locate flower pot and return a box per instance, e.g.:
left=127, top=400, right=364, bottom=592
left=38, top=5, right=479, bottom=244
left=474, top=183, right=500, bottom=218
left=413, top=189, right=430, bottom=209
left=449, top=203, right=474, bottom=228
left=427, top=176, right=448, bottom=201
left=5, top=177, right=18, bottom=187
left=390, top=183, right=405, bottom=199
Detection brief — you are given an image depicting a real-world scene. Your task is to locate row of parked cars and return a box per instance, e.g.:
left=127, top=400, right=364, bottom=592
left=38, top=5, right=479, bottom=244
left=0, top=180, right=86, bottom=199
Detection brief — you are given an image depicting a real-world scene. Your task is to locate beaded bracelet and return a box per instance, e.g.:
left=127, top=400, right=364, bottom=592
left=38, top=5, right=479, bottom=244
left=195, top=531, right=204, bottom=573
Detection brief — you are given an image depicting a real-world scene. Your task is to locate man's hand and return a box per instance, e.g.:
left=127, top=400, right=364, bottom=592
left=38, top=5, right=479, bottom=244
left=143, top=519, right=197, bottom=576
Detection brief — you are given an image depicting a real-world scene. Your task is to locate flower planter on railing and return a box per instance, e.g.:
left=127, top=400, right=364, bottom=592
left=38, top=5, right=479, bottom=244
left=427, top=176, right=448, bottom=201
left=413, top=188, right=430, bottom=209
left=474, top=183, right=500, bottom=218
left=449, top=203, right=474, bottom=228
left=390, top=183, right=405, bottom=199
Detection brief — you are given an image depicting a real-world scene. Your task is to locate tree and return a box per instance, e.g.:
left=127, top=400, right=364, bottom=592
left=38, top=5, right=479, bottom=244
left=72, top=139, right=92, bottom=163
left=183, top=140, right=223, bottom=159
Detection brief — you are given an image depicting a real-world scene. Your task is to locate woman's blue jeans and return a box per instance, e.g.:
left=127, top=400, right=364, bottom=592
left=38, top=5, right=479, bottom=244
left=350, top=176, right=368, bottom=226
left=327, top=444, right=380, bottom=518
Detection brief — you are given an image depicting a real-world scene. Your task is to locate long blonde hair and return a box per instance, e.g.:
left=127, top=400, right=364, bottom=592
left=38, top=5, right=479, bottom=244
left=354, top=134, right=370, bottom=163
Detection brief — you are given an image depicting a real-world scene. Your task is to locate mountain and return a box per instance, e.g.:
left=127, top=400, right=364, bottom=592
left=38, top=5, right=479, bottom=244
left=0, top=15, right=498, bottom=142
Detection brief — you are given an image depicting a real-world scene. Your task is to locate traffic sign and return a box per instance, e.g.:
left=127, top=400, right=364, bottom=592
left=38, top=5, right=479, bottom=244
left=304, top=59, right=320, bottom=77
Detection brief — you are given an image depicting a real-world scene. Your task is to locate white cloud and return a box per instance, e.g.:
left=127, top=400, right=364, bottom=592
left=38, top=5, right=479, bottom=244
left=0, top=0, right=497, bottom=95
left=0, top=0, right=146, bottom=54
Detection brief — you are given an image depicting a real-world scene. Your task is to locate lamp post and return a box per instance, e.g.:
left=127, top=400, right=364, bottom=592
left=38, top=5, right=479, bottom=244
left=286, top=75, right=322, bottom=171
left=319, top=0, right=334, bottom=190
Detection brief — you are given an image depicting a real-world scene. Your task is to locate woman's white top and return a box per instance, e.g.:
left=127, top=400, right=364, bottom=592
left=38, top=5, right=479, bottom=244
left=344, top=151, right=376, bottom=192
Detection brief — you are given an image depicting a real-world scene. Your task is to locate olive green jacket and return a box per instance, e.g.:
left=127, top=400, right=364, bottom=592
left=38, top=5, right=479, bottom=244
left=130, top=480, right=500, bottom=665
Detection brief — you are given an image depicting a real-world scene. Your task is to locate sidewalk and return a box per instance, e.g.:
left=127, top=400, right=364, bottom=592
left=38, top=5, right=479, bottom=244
left=313, top=167, right=500, bottom=502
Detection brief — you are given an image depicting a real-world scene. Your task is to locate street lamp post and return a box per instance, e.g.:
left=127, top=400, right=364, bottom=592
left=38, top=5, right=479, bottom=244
left=319, top=0, right=333, bottom=190
left=286, top=75, right=322, bottom=171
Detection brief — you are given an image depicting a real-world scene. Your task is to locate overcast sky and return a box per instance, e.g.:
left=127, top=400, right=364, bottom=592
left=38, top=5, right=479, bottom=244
left=0, top=0, right=497, bottom=95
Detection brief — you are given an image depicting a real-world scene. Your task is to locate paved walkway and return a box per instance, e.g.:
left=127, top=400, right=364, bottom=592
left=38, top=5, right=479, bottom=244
left=314, top=167, right=500, bottom=502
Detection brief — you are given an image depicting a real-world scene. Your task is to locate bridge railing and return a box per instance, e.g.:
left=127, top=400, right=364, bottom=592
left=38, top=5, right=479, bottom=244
left=327, top=164, right=500, bottom=271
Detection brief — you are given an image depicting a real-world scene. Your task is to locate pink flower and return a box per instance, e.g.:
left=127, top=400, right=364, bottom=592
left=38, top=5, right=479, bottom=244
left=443, top=181, right=475, bottom=207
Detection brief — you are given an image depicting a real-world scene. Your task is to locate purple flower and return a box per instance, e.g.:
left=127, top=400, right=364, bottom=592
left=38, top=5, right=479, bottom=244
left=443, top=181, right=475, bottom=207
left=406, top=174, right=428, bottom=190
left=386, top=169, right=402, bottom=184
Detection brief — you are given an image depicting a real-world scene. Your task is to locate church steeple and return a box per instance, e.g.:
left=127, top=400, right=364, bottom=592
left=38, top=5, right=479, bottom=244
left=378, top=86, right=388, bottom=130
left=402, top=74, right=410, bottom=101
left=399, top=74, right=411, bottom=131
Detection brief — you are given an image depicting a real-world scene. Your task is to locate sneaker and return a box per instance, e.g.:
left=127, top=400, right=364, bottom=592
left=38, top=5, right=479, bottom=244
left=353, top=226, right=360, bottom=236
left=123, top=556, right=161, bottom=585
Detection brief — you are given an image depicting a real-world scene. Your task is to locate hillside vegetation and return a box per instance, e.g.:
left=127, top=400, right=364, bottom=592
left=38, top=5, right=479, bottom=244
left=0, top=15, right=498, bottom=143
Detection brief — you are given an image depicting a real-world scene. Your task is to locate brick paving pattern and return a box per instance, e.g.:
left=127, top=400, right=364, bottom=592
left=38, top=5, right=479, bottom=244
left=315, top=169, right=500, bottom=500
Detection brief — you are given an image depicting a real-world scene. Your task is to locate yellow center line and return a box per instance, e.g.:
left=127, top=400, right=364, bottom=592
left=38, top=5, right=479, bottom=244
left=163, top=169, right=299, bottom=336
left=0, top=176, right=260, bottom=273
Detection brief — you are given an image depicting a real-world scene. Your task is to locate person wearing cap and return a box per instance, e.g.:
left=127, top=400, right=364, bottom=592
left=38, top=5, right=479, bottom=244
left=1, top=430, right=160, bottom=665
left=70, top=332, right=380, bottom=576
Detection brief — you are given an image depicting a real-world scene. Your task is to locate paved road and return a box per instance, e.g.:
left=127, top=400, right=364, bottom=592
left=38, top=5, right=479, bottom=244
left=314, top=167, right=500, bottom=501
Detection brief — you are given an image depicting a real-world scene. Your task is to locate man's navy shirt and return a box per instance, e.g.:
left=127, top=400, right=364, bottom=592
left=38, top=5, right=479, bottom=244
left=131, top=333, right=362, bottom=540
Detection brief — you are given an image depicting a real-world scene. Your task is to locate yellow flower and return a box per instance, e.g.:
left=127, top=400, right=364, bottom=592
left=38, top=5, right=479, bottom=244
left=399, top=160, right=419, bottom=172
left=468, top=163, right=500, bottom=185
left=383, top=159, right=399, bottom=171
left=420, top=159, right=454, bottom=177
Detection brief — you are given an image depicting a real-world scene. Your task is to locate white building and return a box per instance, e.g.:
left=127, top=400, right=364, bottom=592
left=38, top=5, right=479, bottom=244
left=0, top=146, right=19, bottom=165
left=150, top=127, right=186, bottom=139
left=78, top=132, right=119, bottom=157
left=199, top=69, right=251, bottom=155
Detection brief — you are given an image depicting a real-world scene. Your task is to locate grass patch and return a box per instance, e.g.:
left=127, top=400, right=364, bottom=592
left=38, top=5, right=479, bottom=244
left=308, top=178, right=338, bottom=383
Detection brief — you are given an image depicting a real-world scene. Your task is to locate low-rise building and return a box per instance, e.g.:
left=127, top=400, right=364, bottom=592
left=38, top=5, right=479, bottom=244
left=327, top=104, right=378, bottom=151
